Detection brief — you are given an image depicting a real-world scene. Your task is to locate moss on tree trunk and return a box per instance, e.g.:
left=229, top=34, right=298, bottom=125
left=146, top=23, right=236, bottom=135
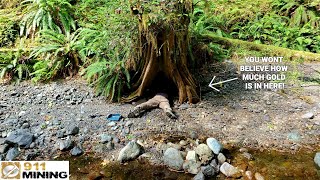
left=125, top=0, right=199, bottom=103
left=202, top=33, right=320, bottom=62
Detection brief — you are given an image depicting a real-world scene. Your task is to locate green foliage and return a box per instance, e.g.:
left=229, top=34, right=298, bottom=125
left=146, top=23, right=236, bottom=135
left=1, top=0, right=319, bottom=101
left=190, top=2, right=228, bottom=37
left=205, top=0, right=320, bottom=53
left=231, top=13, right=320, bottom=53
left=272, top=0, right=320, bottom=28
left=0, top=50, right=33, bottom=82
left=74, top=0, right=135, bottom=101
left=78, top=27, right=133, bottom=101
left=0, top=13, right=18, bottom=47
left=83, top=57, right=130, bottom=102
left=20, top=0, right=75, bottom=37
left=0, top=0, right=22, bottom=8
left=74, top=0, right=133, bottom=29
left=207, top=42, right=230, bottom=60
left=0, top=1, right=22, bottom=47
left=30, top=29, right=84, bottom=82
left=30, top=59, right=50, bottom=82
left=213, top=0, right=272, bottom=29
left=190, top=1, right=230, bottom=62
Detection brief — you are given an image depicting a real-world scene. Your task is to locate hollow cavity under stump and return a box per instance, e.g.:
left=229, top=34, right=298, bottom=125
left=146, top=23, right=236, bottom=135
left=125, top=0, right=199, bottom=104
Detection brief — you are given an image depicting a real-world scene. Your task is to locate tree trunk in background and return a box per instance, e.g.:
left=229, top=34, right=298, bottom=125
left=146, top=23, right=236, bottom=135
left=125, top=0, right=199, bottom=103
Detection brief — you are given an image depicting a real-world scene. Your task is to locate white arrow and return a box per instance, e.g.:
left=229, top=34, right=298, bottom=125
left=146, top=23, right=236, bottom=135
left=208, top=76, right=238, bottom=92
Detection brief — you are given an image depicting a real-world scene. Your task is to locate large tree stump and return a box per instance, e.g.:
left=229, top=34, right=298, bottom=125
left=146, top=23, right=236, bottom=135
left=125, top=0, right=199, bottom=103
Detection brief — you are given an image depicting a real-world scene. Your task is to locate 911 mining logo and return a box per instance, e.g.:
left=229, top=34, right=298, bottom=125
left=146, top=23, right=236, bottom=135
left=0, top=161, right=69, bottom=180
left=1, top=162, right=21, bottom=179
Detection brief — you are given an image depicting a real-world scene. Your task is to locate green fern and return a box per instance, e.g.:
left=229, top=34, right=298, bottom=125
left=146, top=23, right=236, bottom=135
left=20, top=0, right=76, bottom=37
left=0, top=50, right=33, bottom=82
left=30, top=29, right=84, bottom=81
left=272, top=0, right=320, bottom=28
left=83, top=58, right=130, bottom=102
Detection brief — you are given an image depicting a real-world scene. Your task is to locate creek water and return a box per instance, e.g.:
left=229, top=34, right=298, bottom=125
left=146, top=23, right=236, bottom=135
left=64, top=148, right=320, bottom=180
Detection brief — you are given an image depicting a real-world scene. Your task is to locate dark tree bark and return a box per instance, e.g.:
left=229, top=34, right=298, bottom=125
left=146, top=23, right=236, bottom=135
left=125, top=0, right=199, bottom=103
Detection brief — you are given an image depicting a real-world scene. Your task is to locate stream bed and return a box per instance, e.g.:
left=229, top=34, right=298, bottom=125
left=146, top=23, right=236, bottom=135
left=65, top=148, right=320, bottom=180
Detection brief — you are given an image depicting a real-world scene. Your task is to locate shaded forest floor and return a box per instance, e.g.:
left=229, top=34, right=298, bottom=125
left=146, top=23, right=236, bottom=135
left=0, top=59, right=319, bottom=179
left=1, top=59, right=319, bottom=155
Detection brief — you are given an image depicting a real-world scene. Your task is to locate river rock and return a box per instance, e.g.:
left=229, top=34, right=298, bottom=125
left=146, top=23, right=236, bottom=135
left=217, top=153, right=226, bottom=164
left=70, top=146, right=84, bottom=156
left=94, top=144, right=113, bottom=153
left=287, top=132, right=301, bottom=142
left=0, top=144, right=9, bottom=154
left=5, top=129, right=34, bottom=148
left=201, top=165, right=215, bottom=177
left=5, top=147, right=20, bottom=161
left=186, top=151, right=199, bottom=162
left=21, top=123, right=30, bottom=129
left=314, top=152, right=320, bottom=169
left=0, top=138, right=5, bottom=145
left=108, top=122, right=116, bottom=127
left=183, top=160, right=201, bottom=174
left=245, top=171, right=253, bottom=180
left=163, top=147, right=184, bottom=170
left=242, top=152, right=253, bottom=160
left=206, top=138, right=223, bottom=154
left=100, top=134, right=112, bottom=143
left=195, top=144, right=213, bottom=164
left=179, top=103, right=189, bottom=110
left=301, top=112, right=314, bottom=119
left=59, top=137, right=73, bottom=151
left=210, top=159, right=220, bottom=173
left=179, top=140, right=188, bottom=146
left=106, top=141, right=114, bottom=150
left=239, top=148, right=248, bottom=152
left=118, top=141, right=144, bottom=163
left=125, top=121, right=133, bottom=127
left=66, top=125, right=79, bottom=135
left=255, top=172, right=265, bottom=180
left=56, top=130, right=65, bottom=138
left=220, top=162, right=241, bottom=178
left=193, top=171, right=205, bottom=180
left=167, top=142, right=181, bottom=150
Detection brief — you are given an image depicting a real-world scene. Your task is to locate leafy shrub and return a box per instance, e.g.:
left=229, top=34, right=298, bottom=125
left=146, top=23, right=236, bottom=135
left=231, top=13, right=320, bottom=52
left=78, top=27, right=134, bottom=101
left=213, top=0, right=272, bottom=29
left=30, top=29, right=84, bottom=81
left=75, top=0, right=135, bottom=101
left=0, top=1, right=21, bottom=47
left=20, top=0, right=76, bottom=37
left=272, top=0, right=320, bottom=28
left=83, top=57, right=130, bottom=102
left=190, top=4, right=228, bottom=37
left=0, top=50, right=33, bottom=82
left=190, top=1, right=230, bottom=63
left=0, top=0, right=22, bottom=9
left=0, top=15, right=18, bottom=47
